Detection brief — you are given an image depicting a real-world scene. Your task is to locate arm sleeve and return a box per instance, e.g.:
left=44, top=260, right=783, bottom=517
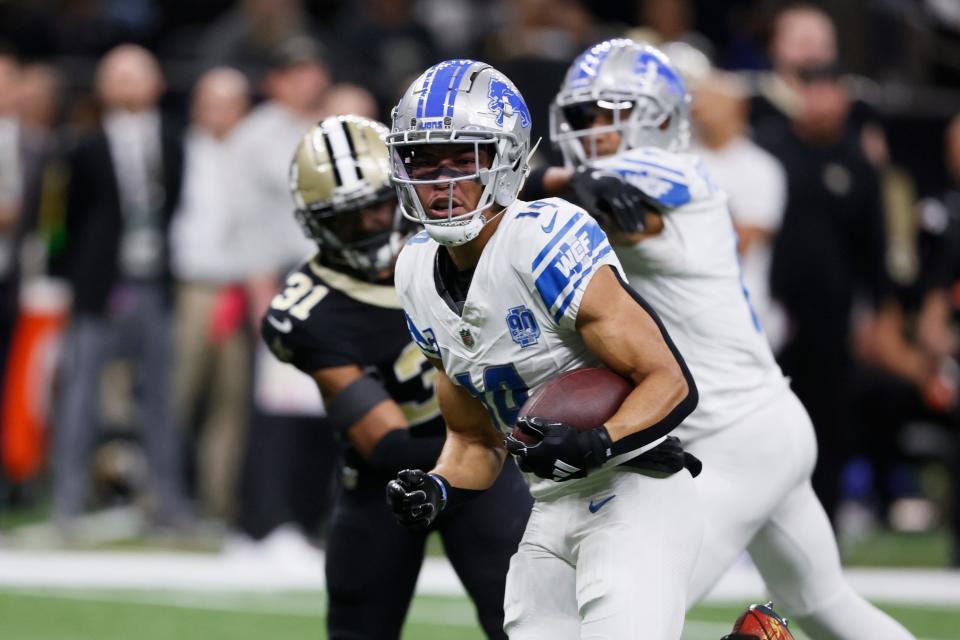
left=518, top=200, right=624, bottom=330
left=369, top=429, right=446, bottom=474
left=324, top=373, right=444, bottom=472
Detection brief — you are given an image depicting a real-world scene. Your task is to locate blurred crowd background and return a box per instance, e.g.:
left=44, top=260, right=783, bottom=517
left=1, top=0, right=960, bottom=566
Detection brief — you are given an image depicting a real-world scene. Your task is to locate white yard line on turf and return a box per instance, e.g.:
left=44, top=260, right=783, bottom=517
left=0, top=549, right=959, bottom=606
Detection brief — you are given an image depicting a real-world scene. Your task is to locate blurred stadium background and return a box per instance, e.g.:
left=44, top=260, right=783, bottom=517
left=1, top=0, right=960, bottom=637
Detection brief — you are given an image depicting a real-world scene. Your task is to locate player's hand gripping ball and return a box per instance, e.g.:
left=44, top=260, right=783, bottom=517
left=505, top=368, right=632, bottom=481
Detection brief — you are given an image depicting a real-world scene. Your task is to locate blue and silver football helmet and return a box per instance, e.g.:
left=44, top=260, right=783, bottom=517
left=388, top=59, right=534, bottom=246
left=551, top=39, right=691, bottom=166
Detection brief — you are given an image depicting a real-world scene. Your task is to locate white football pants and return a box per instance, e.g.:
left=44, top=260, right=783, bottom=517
left=687, top=388, right=914, bottom=639
left=503, top=466, right=703, bottom=639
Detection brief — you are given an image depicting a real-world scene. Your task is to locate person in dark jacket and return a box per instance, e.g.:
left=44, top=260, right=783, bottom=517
left=51, top=44, right=188, bottom=529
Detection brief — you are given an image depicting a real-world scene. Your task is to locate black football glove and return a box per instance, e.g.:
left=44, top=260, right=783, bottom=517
left=505, top=416, right=613, bottom=482
left=386, top=469, right=446, bottom=531
left=569, top=166, right=664, bottom=234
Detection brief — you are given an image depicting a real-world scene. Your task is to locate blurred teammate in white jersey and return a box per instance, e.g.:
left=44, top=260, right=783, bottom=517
left=384, top=58, right=704, bottom=639
left=533, top=38, right=914, bottom=639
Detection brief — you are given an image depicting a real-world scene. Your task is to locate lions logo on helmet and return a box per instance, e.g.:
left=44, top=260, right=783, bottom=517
left=550, top=38, right=691, bottom=165
left=488, top=77, right=532, bottom=129
left=388, top=59, right=534, bottom=247
left=290, top=115, right=407, bottom=281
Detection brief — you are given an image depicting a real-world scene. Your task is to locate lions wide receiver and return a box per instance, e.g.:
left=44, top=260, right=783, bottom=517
left=261, top=115, right=531, bottom=639
left=385, top=59, right=704, bottom=639
left=543, top=39, right=914, bottom=639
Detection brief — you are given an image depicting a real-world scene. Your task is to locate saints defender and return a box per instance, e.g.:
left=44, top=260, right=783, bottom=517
left=385, top=59, right=704, bottom=639
left=538, top=38, right=914, bottom=639
left=261, top=115, right=531, bottom=639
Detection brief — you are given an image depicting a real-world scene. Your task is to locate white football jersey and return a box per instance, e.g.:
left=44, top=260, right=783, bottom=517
left=592, top=147, right=789, bottom=442
left=395, top=197, right=659, bottom=499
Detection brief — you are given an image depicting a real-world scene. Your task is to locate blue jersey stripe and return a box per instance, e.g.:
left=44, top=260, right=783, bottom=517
left=534, top=258, right=570, bottom=312
left=611, top=168, right=693, bottom=208
left=552, top=264, right=593, bottom=322
left=531, top=211, right=583, bottom=271
left=445, top=61, right=472, bottom=117
left=552, top=244, right=612, bottom=321
left=423, top=61, right=463, bottom=119
left=621, top=157, right=686, bottom=179
left=580, top=217, right=609, bottom=252
left=534, top=219, right=609, bottom=314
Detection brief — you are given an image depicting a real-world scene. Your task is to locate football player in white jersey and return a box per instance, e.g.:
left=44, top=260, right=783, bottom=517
left=384, top=59, right=704, bottom=639
left=538, top=38, right=914, bottom=639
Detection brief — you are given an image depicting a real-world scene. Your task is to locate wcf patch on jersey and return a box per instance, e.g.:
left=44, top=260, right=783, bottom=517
left=506, top=305, right=540, bottom=348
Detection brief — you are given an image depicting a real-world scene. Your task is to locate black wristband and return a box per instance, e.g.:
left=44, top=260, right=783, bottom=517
left=431, top=473, right=484, bottom=510
left=594, top=425, right=614, bottom=460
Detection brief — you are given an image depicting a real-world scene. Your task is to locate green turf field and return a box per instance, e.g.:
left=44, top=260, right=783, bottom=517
left=0, top=588, right=957, bottom=640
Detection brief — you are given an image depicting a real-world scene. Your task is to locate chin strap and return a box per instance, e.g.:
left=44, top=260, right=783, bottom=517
left=426, top=202, right=507, bottom=247
left=479, top=205, right=507, bottom=229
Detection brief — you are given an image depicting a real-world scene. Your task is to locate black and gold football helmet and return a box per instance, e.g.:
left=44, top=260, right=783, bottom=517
left=290, top=115, right=408, bottom=281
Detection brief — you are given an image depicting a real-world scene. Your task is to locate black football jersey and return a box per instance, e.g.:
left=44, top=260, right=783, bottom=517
left=261, top=258, right=443, bottom=437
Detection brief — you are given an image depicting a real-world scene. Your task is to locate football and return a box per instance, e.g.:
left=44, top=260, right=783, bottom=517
left=511, top=367, right=633, bottom=444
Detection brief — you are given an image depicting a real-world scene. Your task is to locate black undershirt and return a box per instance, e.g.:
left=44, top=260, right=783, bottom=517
left=434, top=247, right=475, bottom=316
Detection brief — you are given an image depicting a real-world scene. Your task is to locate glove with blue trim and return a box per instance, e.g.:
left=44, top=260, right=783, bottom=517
left=386, top=469, right=447, bottom=531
